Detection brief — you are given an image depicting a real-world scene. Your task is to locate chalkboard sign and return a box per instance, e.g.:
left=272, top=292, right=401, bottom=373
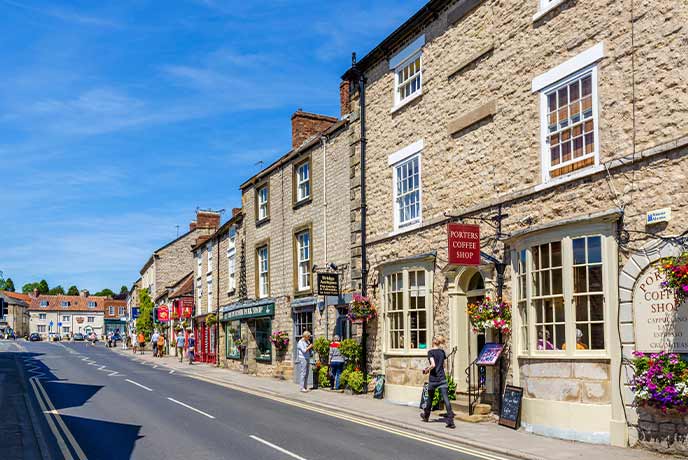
left=373, top=375, right=385, bottom=399
left=499, top=385, right=524, bottom=429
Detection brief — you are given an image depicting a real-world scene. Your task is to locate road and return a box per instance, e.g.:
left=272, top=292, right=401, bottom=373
left=12, top=340, right=512, bottom=460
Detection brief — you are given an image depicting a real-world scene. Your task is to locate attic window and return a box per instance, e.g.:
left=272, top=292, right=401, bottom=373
left=88, top=301, right=97, bottom=308
left=40, top=300, right=49, bottom=307
left=61, top=301, right=70, bottom=307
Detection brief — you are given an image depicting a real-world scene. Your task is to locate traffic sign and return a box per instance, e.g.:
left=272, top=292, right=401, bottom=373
left=58, top=322, right=62, bottom=327
left=49, top=320, right=54, bottom=327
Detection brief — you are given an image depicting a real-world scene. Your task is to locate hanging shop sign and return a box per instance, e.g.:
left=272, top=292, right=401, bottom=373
left=317, top=273, right=340, bottom=296
left=222, top=303, right=274, bottom=322
left=447, top=223, right=481, bottom=266
left=157, top=305, right=170, bottom=322
left=179, top=297, right=194, bottom=318
left=633, top=264, right=688, bottom=353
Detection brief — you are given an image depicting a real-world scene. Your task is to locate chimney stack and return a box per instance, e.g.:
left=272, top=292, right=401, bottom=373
left=291, top=110, right=338, bottom=149
left=339, top=81, right=351, bottom=117
left=32, top=288, right=39, bottom=298
left=189, top=221, right=197, bottom=232
left=196, top=210, right=221, bottom=231
left=80, top=289, right=89, bottom=298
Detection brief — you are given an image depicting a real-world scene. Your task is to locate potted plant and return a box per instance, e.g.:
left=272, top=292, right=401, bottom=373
left=658, top=253, right=688, bottom=303
left=347, top=293, right=378, bottom=323
left=631, top=350, right=688, bottom=413
left=467, top=297, right=511, bottom=335
left=270, top=330, right=289, bottom=351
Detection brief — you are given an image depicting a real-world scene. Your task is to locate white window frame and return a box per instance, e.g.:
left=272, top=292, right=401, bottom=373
left=39, top=313, right=47, bottom=320
left=296, top=230, right=311, bottom=292
left=62, top=326, right=70, bottom=333
left=87, top=301, right=96, bottom=308
left=108, top=306, right=114, bottom=315
left=87, top=316, right=95, bottom=323
left=40, top=300, right=49, bottom=307
left=227, top=227, right=236, bottom=292
left=196, top=250, right=202, bottom=279
left=512, top=224, right=614, bottom=359
left=258, top=246, right=269, bottom=298
left=37, top=324, right=46, bottom=332
left=207, top=242, right=213, bottom=274
left=296, top=161, right=310, bottom=202
left=207, top=275, right=213, bottom=312
left=62, top=315, right=70, bottom=322
left=257, top=186, right=269, bottom=221
left=61, top=301, right=70, bottom=308
left=533, top=0, right=568, bottom=21
left=391, top=153, right=422, bottom=232
left=381, top=264, right=433, bottom=355
left=393, top=52, right=423, bottom=109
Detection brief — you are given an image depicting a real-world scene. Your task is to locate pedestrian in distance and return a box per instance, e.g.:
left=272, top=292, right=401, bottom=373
left=131, top=331, right=138, bottom=354
left=296, top=330, right=314, bottom=393
left=137, top=332, right=145, bottom=355
left=151, top=330, right=160, bottom=357
left=187, top=333, right=195, bottom=365
left=420, top=335, right=455, bottom=429
left=328, top=335, right=346, bottom=391
left=176, top=331, right=185, bottom=363
left=157, top=332, right=165, bottom=357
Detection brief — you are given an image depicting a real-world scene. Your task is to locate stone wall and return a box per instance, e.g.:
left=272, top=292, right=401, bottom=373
left=520, top=359, right=611, bottom=404
left=634, top=406, right=688, bottom=455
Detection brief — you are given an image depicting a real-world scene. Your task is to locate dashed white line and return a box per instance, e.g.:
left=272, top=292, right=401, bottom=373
left=125, top=379, right=152, bottom=392
left=169, top=370, right=175, bottom=374
left=167, top=398, right=215, bottom=419
left=249, top=435, right=307, bottom=460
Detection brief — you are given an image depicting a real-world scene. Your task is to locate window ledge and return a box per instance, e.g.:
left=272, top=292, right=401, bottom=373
left=292, top=197, right=312, bottom=210
left=389, top=221, right=422, bottom=238
left=535, top=164, right=604, bottom=193
left=517, top=353, right=610, bottom=360
left=255, top=217, right=270, bottom=227
left=390, top=90, right=423, bottom=114
left=384, top=350, right=429, bottom=357
left=532, top=0, right=568, bottom=22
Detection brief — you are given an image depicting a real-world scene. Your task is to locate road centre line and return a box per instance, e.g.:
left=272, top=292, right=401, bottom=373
left=31, top=377, right=88, bottom=460
left=167, top=397, right=215, bottom=419
left=187, top=374, right=509, bottom=460
left=125, top=379, right=153, bottom=391
left=250, top=435, right=308, bottom=460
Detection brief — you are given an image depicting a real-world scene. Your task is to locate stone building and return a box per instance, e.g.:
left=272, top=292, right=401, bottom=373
left=342, top=0, right=687, bottom=450
left=233, top=108, right=353, bottom=380
left=103, top=298, right=127, bottom=335
left=0, top=291, right=30, bottom=337
left=139, top=209, right=220, bottom=299
left=28, top=291, right=106, bottom=338
left=192, top=208, right=244, bottom=364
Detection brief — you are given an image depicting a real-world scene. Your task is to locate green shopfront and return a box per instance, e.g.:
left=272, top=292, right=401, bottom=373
left=221, top=299, right=274, bottom=375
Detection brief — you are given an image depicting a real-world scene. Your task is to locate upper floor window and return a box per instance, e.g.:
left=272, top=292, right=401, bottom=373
left=383, top=267, right=431, bottom=352
left=87, top=316, right=95, bottom=323
left=87, top=301, right=96, bottom=308
left=196, top=251, right=202, bottom=279
left=257, top=185, right=269, bottom=221
left=295, top=229, right=311, bottom=292
left=257, top=245, right=269, bottom=298
left=61, top=301, right=70, bottom=308
left=533, top=43, right=604, bottom=183
left=227, top=227, right=237, bottom=292
left=207, top=242, right=213, bottom=273
left=514, top=231, right=609, bottom=356
left=108, top=306, right=114, bottom=315
left=395, top=53, right=422, bottom=106
left=295, top=159, right=311, bottom=204
left=39, top=313, right=47, bottom=320
left=40, top=300, right=49, bottom=307
left=394, top=155, right=421, bottom=230
left=62, top=315, right=70, bottom=322
left=207, top=276, right=213, bottom=311
left=118, top=307, right=125, bottom=316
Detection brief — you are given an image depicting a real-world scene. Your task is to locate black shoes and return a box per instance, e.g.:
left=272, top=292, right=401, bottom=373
left=446, top=419, right=456, bottom=429
left=420, top=413, right=429, bottom=422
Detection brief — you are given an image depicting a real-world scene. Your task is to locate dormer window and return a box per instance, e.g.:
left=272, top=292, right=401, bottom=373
left=40, top=300, right=49, bottom=307
left=61, top=301, right=70, bottom=308
left=87, top=301, right=97, bottom=308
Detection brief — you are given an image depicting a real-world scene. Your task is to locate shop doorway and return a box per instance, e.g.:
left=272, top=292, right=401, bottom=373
left=293, top=309, right=314, bottom=384
left=335, top=306, right=352, bottom=340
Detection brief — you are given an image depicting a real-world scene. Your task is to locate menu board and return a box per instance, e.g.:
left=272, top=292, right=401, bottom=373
left=476, top=343, right=504, bottom=366
left=499, top=385, right=523, bottom=429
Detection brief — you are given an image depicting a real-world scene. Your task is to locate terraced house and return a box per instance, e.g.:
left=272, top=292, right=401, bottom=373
left=28, top=290, right=106, bottom=338
left=233, top=107, right=353, bottom=381
left=342, top=0, right=687, bottom=450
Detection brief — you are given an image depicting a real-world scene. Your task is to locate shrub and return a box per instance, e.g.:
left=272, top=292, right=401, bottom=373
left=313, top=337, right=331, bottom=364
left=340, top=339, right=362, bottom=365
left=345, top=369, right=366, bottom=393
left=318, top=365, right=331, bottom=388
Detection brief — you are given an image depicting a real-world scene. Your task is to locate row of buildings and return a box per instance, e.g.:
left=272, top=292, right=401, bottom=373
left=0, top=289, right=127, bottom=338
left=126, top=0, right=687, bottom=453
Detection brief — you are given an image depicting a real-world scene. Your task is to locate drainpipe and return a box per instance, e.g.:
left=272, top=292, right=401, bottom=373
left=321, top=134, right=329, bottom=340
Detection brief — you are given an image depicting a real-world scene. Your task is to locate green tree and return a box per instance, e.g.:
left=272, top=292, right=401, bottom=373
left=95, top=288, right=115, bottom=297
left=38, top=280, right=49, bottom=294
left=135, top=289, right=154, bottom=340
left=120, top=285, right=129, bottom=295
left=67, top=285, right=79, bottom=296
left=22, top=282, right=40, bottom=294
left=48, top=285, right=65, bottom=295
left=5, top=278, right=15, bottom=292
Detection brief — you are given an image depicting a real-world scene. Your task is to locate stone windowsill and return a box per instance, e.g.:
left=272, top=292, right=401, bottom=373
left=517, top=353, right=611, bottom=361
left=388, top=221, right=422, bottom=238
left=384, top=350, right=428, bottom=358
left=390, top=90, right=423, bottom=114
left=532, top=0, right=568, bottom=22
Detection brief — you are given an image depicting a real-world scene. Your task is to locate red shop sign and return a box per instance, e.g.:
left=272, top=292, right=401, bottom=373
left=157, top=305, right=170, bottom=322
left=180, top=297, right=194, bottom=318
left=447, top=223, right=481, bottom=266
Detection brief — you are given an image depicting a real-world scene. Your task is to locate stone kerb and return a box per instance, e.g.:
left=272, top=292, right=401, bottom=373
left=618, top=239, right=686, bottom=453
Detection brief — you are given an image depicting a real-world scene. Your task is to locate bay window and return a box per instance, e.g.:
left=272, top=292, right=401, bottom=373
left=383, top=266, right=432, bottom=352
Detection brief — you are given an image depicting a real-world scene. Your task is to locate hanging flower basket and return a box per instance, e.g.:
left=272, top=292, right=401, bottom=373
left=467, top=297, right=511, bottom=334
left=631, top=350, right=688, bottom=413
left=347, top=293, right=378, bottom=323
left=206, top=313, right=218, bottom=327
left=270, top=330, right=289, bottom=351
left=658, top=253, right=688, bottom=304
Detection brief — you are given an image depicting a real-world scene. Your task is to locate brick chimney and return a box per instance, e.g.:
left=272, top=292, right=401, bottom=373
left=291, top=109, right=338, bottom=149
left=189, top=221, right=197, bottom=232
left=196, top=210, right=221, bottom=231
left=232, top=208, right=241, bottom=217
left=80, top=289, right=89, bottom=297
left=340, top=81, right=351, bottom=117
left=32, top=288, right=39, bottom=298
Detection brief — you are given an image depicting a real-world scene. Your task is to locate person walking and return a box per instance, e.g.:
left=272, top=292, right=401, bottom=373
left=328, top=335, right=346, bottom=390
left=151, top=330, right=160, bottom=358
left=420, top=335, right=455, bottom=429
left=187, top=333, right=195, bottom=365
left=137, top=332, right=145, bottom=355
left=175, top=331, right=185, bottom=363
left=296, top=331, right=313, bottom=393
left=157, top=332, right=165, bottom=358
left=131, top=332, right=138, bottom=354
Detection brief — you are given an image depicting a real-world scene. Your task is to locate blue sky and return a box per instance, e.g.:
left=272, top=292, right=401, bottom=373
left=1, top=0, right=426, bottom=292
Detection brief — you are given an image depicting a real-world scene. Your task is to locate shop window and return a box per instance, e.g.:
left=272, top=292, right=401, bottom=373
left=255, top=318, right=272, bottom=362
left=256, top=185, right=269, bottom=222
left=226, top=321, right=241, bottom=359
left=37, top=325, right=46, bottom=332
left=227, top=227, right=236, bottom=292
left=515, top=231, right=610, bottom=356
left=383, top=268, right=431, bottom=352
left=295, top=229, right=312, bottom=292
left=257, top=245, right=269, bottom=298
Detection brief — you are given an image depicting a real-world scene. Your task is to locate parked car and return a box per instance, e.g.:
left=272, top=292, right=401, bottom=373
left=29, top=333, right=42, bottom=341
left=73, top=333, right=85, bottom=341
left=48, top=333, right=61, bottom=342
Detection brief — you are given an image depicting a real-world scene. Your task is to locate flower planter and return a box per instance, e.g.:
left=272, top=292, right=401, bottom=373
left=347, top=293, right=378, bottom=323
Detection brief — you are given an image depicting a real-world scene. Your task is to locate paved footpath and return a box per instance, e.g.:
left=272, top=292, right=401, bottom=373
left=112, top=346, right=666, bottom=460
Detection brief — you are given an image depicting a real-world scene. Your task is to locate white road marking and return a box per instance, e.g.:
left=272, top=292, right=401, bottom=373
left=153, top=365, right=158, bottom=369
left=98, top=365, right=106, bottom=370
left=169, top=370, right=175, bottom=374
left=108, top=371, right=120, bottom=376
left=29, top=379, right=74, bottom=460
left=250, top=435, right=308, bottom=460
left=167, top=397, right=215, bottom=419
left=125, top=379, right=152, bottom=391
